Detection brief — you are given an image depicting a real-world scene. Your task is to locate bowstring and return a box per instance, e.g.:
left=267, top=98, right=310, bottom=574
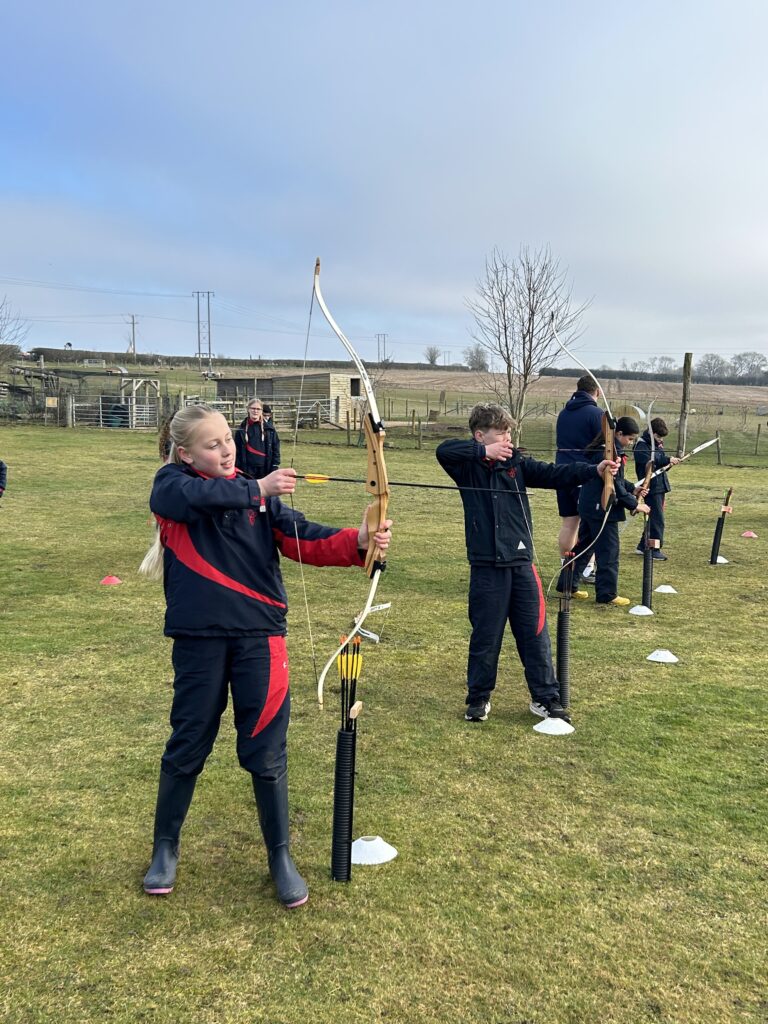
left=289, top=277, right=319, bottom=687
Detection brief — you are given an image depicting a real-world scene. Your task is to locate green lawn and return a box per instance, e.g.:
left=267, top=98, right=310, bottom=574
left=0, top=425, right=766, bottom=1024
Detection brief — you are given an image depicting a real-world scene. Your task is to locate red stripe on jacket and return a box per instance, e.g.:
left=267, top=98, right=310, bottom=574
left=160, top=519, right=287, bottom=608
left=251, top=635, right=289, bottom=735
left=246, top=444, right=266, bottom=456
left=274, top=526, right=364, bottom=567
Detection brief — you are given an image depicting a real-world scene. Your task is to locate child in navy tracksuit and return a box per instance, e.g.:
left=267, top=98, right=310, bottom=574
left=0, top=459, right=6, bottom=499
left=235, top=397, right=280, bottom=477
left=139, top=404, right=391, bottom=907
left=554, top=377, right=604, bottom=556
left=436, top=403, right=617, bottom=725
left=561, top=416, right=650, bottom=605
left=633, top=417, right=680, bottom=559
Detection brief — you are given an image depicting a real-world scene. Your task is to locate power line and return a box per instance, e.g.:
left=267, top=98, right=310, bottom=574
left=0, top=274, right=189, bottom=298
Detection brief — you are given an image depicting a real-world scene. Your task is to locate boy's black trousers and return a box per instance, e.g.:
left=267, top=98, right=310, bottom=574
left=466, top=563, right=560, bottom=705
left=160, top=635, right=290, bottom=781
left=567, top=516, right=621, bottom=603
left=640, top=492, right=665, bottom=547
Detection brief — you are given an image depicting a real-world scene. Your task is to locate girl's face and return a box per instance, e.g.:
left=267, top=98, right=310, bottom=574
left=248, top=403, right=263, bottom=422
left=178, top=413, right=236, bottom=477
left=616, top=430, right=638, bottom=447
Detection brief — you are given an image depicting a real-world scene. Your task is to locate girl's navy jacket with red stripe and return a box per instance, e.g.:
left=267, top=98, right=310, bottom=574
left=150, top=463, right=364, bottom=638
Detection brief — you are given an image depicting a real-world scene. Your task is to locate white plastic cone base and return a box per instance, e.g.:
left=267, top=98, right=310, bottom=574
left=629, top=605, right=654, bottom=616
left=533, top=717, right=575, bottom=736
left=655, top=585, right=677, bottom=594
left=351, top=836, right=398, bottom=865
left=716, top=555, right=729, bottom=564
left=647, top=649, right=679, bottom=663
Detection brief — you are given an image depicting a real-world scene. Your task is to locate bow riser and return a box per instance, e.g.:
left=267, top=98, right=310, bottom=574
left=363, top=412, right=390, bottom=576
left=601, top=412, right=616, bottom=512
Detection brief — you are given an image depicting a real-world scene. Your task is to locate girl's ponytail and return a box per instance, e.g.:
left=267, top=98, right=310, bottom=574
left=138, top=532, right=164, bottom=580
left=139, top=403, right=218, bottom=580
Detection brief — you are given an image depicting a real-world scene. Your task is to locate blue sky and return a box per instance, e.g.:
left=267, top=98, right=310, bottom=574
left=1, top=1, right=767, bottom=367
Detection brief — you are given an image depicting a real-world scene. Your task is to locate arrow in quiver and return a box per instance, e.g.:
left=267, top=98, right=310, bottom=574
left=331, top=637, right=363, bottom=882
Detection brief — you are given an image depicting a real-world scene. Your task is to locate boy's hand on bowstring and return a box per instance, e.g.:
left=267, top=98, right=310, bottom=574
left=596, top=459, right=619, bottom=478
left=484, top=439, right=514, bottom=461
left=358, top=508, right=393, bottom=552
left=258, top=468, right=297, bottom=498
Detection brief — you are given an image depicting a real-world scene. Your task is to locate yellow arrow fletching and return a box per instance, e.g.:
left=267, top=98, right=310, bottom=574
left=304, top=474, right=331, bottom=484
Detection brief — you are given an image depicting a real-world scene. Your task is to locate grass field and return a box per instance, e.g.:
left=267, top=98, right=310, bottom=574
left=1, top=425, right=766, bottom=1024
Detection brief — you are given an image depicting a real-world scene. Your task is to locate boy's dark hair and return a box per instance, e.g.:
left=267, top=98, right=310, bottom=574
left=468, top=403, right=516, bottom=435
left=650, top=417, right=668, bottom=437
left=616, top=415, right=640, bottom=435
left=576, top=375, right=598, bottom=395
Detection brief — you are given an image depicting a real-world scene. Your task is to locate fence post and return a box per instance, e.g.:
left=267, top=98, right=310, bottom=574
left=756, top=423, right=761, bottom=456
left=346, top=410, right=351, bottom=446
left=66, top=393, right=75, bottom=428
left=411, top=410, right=416, bottom=436
left=716, top=430, right=722, bottom=465
left=417, top=417, right=423, bottom=450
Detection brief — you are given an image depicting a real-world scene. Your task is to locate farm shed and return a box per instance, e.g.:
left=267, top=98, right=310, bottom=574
left=216, top=372, right=362, bottom=426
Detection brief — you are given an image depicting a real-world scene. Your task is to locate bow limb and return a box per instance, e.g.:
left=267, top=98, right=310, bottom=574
left=312, top=259, right=391, bottom=705
left=316, top=568, right=382, bottom=705
left=550, top=315, right=615, bottom=511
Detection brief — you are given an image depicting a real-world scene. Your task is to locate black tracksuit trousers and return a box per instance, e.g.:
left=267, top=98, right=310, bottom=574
left=466, top=564, right=559, bottom=705
left=640, top=492, right=665, bottom=547
left=161, top=635, right=290, bottom=782
left=567, top=516, right=621, bottom=603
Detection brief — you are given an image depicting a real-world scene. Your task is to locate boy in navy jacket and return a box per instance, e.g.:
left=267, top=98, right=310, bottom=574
left=436, top=403, right=617, bottom=725
left=555, top=376, right=604, bottom=556
left=561, top=416, right=650, bottom=604
left=633, top=417, right=680, bottom=559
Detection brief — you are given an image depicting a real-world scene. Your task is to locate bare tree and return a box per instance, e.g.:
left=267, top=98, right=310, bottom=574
left=696, top=353, right=731, bottom=382
left=423, top=345, right=442, bottom=367
left=731, top=351, right=767, bottom=378
left=462, top=343, right=490, bottom=372
left=0, top=297, right=29, bottom=364
left=656, top=355, right=678, bottom=374
left=466, top=246, right=588, bottom=443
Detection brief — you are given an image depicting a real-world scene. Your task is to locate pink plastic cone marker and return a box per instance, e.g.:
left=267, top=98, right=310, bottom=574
left=100, top=575, right=122, bottom=585
left=741, top=531, right=757, bottom=539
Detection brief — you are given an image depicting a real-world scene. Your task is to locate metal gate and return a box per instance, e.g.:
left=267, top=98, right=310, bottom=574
left=72, top=394, right=159, bottom=429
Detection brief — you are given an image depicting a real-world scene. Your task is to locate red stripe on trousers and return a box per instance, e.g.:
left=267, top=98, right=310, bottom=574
left=162, top=521, right=286, bottom=608
left=531, top=564, right=546, bottom=635
left=251, top=635, right=289, bottom=735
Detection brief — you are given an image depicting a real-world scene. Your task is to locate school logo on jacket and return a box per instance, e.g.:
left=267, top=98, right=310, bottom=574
left=248, top=509, right=256, bottom=526
left=507, top=468, right=517, bottom=478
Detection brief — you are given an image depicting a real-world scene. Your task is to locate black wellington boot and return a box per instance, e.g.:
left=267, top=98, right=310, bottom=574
left=251, top=772, right=308, bottom=908
left=143, top=770, right=197, bottom=895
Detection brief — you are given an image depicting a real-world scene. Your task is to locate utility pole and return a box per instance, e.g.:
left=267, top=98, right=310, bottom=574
left=127, top=315, right=137, bottom=361
left=376, top=333, right=388, bottom=364
left=193, top=291, right=215, bottom=372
